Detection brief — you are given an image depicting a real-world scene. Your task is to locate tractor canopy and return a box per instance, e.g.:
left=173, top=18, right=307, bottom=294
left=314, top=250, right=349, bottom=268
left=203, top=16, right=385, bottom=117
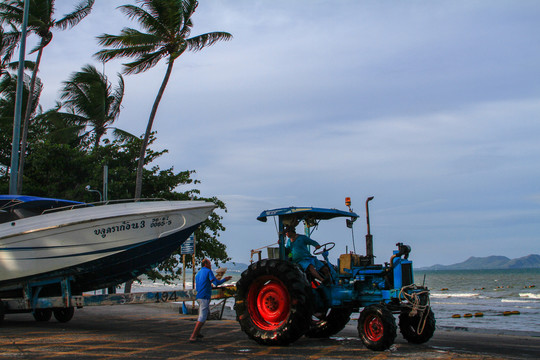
left=257, top=207, right=359, bottom=226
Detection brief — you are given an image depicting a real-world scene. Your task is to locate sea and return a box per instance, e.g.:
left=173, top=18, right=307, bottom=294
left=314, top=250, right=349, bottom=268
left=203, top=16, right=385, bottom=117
left=131, top=268, right=540, bottom=335
left=417, top=268, right=540, bottom=335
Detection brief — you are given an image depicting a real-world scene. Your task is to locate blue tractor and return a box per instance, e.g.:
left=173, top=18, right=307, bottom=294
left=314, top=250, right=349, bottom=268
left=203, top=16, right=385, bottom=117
left=234, top=197, right=435, bottom=350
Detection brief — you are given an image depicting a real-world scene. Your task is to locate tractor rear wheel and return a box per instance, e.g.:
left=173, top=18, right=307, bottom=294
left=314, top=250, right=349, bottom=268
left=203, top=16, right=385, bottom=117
left=235, top=259, right=312, bottom=345
left=399, top=308, right=436, bottom=344
left=358, top=304, right=397, bottom=351
left=306, top=307, right=353, bottom=338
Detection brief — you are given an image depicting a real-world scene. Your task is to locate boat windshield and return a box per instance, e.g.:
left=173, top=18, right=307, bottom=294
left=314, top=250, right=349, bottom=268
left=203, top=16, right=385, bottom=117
left=0, top=196, right=83, bottom=224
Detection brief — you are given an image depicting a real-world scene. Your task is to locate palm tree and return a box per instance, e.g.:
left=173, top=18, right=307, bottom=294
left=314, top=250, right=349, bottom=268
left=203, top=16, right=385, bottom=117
left=0, top=26, right=19, bottom=75
left=60, top=64, right=127, bottom=149
left=0, top=71, right=42, bottom=173
left=95, top=0, right=232, bottom=199
left=0, top=0, right=94, bottom=193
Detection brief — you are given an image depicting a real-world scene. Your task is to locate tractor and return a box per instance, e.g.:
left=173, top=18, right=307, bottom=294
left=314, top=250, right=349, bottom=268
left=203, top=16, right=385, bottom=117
left=234, top=197, right=435, bottom=351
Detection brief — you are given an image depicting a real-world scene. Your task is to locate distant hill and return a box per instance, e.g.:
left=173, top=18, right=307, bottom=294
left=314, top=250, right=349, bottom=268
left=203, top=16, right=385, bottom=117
left=217, top=261, right=249, bottom=272
left=419, top=254, right=540, bottom=271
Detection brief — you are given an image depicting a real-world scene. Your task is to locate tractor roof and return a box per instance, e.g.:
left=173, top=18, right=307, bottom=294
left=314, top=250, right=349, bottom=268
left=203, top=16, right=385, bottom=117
left=257, top=207, right=359, bottom=223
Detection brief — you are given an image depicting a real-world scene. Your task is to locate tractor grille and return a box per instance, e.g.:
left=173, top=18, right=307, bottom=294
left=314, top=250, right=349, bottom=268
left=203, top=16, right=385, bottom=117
left=401, top=262, right=413, bottom=286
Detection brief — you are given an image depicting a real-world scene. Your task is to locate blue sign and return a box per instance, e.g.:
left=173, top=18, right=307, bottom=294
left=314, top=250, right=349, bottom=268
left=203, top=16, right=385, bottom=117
left=181, top=234, right=194, bottom=254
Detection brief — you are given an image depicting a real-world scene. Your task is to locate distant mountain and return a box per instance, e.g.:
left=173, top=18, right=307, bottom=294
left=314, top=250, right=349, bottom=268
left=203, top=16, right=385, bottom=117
left=217, top=261, right=249, bottom=272
left=419, top=254, right=540, bottom=270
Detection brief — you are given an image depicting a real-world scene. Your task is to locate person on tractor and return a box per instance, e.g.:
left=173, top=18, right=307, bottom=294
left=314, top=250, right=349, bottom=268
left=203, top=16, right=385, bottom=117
left=284, top=226, right=331, bottom=285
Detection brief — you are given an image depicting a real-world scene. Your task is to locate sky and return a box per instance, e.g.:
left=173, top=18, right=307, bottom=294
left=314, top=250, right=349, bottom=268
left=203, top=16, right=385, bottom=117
left=29, top=0, right=540, bottom=267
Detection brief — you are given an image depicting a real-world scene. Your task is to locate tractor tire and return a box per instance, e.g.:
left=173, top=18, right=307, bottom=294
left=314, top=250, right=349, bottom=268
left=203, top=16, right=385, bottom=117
left=399, top=308, right=436, bottom=344
left=358, top=304, right=397, bottom=351
left=234, top=259, right=312, bottom=346
left=306, top=307, right=353, bottom=338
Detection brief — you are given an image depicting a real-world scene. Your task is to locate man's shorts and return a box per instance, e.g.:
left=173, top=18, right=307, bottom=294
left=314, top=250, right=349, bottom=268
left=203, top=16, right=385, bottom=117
left=298, top=256, right=325, bottom=272
left=197, top=298, right=211, bottom=322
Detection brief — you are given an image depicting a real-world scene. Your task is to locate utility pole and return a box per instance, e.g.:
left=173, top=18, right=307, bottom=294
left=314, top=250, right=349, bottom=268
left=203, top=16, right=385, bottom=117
left=9, top=0, right=30, bottom=195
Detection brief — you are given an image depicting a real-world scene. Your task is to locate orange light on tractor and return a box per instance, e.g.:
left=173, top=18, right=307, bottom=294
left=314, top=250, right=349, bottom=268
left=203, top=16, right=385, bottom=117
left=345, top=197, right=351, bottom=207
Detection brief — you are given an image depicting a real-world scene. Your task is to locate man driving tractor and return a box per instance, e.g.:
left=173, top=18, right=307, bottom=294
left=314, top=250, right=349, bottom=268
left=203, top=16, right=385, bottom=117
left=284, top=226, right=331, bottom=285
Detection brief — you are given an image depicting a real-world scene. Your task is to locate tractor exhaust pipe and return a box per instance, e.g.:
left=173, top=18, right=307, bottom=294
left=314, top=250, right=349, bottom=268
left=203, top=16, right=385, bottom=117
left=365, top=196, right=374, bottom=265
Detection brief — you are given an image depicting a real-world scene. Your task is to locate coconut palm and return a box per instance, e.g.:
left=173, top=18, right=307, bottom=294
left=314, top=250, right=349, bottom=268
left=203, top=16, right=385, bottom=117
left=59, top=64, right=129, bottom=149
left=95, top=0, right=232, bottom=199
left=0, top=71, right=42, bottom=173
left=0, top=26, right=19, bottom=75
left=0, top=0, right=94, bottom=193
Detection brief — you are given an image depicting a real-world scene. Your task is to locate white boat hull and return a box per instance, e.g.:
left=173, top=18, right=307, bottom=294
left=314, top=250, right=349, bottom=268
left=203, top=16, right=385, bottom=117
left=0, top=200, right=215, bottom=292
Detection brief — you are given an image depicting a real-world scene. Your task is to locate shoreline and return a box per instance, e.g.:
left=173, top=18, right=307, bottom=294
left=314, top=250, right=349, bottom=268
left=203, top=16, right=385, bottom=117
left=436, top=324, right=540, bottom=338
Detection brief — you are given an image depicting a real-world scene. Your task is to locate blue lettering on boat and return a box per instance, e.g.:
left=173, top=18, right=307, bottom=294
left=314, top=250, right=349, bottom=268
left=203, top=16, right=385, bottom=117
left=93, top=220, right=148, bottom=238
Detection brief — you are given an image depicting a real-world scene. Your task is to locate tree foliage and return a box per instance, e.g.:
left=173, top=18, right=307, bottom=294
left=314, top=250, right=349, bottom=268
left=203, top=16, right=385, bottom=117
left=95, top=0, right=232, bottom=199
left=0, top=1, right=230, bottom=284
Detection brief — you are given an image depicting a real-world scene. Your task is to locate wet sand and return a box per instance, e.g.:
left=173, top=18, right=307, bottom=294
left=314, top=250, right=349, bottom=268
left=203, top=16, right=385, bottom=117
left=0, top=303, right=538, bottom=359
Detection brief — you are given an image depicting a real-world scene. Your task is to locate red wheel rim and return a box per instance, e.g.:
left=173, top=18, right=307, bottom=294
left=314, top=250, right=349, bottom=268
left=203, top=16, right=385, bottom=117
left=247, top=276, right=290, bottom=330
left=364, top=314, right=383, bottom=341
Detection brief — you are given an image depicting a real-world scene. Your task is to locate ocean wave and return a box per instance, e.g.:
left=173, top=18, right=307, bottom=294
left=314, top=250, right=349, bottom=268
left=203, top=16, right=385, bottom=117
left=431, top=292, right=479, bottom=298
left=519, top=293, right=540, bottom=299
left=501, top=299, right=537, bottom=304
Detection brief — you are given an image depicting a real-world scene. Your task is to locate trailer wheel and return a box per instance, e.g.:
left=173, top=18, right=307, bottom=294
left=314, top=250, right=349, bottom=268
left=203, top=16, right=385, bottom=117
left=33, top=309, right=53, bottom=322
left=358, top=304, right=397, bottom=351
left=306, top=307, right=353, bottom=338
left=235, top=259, right=312, bottom=345
left=399, top=308, right=436, bottom=344
left=54, top=307, right=74, bottom=323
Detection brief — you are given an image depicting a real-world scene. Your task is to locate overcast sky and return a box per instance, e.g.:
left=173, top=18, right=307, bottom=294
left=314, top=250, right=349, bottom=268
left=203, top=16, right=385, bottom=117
left=34, top=1, right=540, bottom=267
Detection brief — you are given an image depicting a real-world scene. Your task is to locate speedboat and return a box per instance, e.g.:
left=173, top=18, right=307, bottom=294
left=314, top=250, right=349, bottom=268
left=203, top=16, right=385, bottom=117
left=0, top=195, right=215, bottom=297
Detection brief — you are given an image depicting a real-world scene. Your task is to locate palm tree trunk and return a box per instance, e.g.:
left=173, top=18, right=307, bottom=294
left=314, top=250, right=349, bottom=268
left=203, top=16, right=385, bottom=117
left=16, top=44, right=44, bottom=194
left=134, top=58, right=175, bottom=199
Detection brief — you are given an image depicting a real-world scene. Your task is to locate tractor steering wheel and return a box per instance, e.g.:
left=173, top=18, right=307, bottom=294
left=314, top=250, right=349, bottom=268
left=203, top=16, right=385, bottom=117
left=313, top=242, right=335, bottom=255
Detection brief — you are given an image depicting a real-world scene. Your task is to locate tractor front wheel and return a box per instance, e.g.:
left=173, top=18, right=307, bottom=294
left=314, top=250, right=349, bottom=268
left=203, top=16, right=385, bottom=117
left=235, top=259, right=312, bottom=346
left=399, top=308, right=436, bottom=344
left=358, top=304, right=397, bottom=351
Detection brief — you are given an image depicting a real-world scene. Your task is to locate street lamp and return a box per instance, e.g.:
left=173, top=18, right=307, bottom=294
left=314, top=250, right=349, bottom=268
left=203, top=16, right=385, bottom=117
left=85, top=185, right=102, bottom=202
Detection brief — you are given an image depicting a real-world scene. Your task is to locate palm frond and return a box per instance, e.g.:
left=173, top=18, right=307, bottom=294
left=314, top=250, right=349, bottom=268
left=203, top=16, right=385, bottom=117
left=109, top=74, right=124, bottom=118
left=111, top=127, right=137, bottom=142
left=55, top=0, right=94, bottom=30
left=119, top=4, right=172, bottom=38
left=28, top=32, right=52, bottom=54
left=122, top=48, right=167, bottom=75
left=186, top=31, right=233, bottom=52
left=1, top=29, right=19, bottom=66
left=97, top=28, right=161, bottom=48
left=95, top=43, right=161, bottom=63
left=178, top=0, right=198, bottom=37
left=0, top=2, right=23, bottom=26
left=4, top=60, right=34, bottom=72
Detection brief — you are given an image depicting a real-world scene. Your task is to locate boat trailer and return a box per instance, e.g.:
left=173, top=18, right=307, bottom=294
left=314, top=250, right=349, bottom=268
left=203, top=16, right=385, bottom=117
left=0, top=276, right=236, bottom=323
